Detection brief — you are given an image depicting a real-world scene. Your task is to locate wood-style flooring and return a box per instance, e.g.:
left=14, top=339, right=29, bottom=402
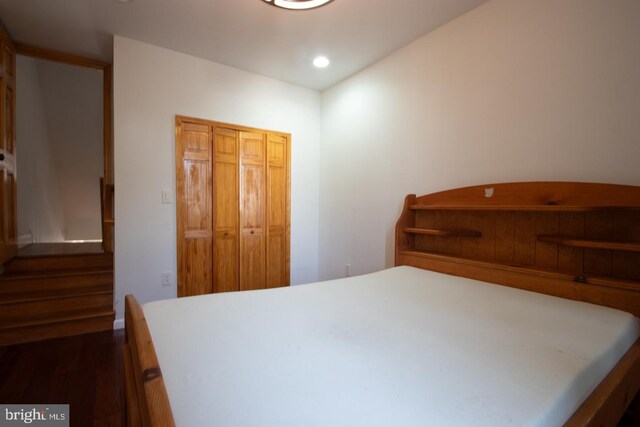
left=0, top=330, right=125, bottom=427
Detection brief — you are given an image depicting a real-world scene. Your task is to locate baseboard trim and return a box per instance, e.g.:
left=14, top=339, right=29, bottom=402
left=114, top=318, right=125, bottom=330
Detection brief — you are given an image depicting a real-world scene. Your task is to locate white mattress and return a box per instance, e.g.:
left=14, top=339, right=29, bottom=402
left=143, top=266, right=640, bottom=427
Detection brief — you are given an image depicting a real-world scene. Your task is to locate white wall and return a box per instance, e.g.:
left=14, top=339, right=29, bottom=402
left=37, top=60, right=103, bottom=241
left=16, top=55, right=65, bottom=243
left=113, top=36, right=321, bottom=323
left=16, top=56, right=103, bottom=243
left=319, top=0, right=640, bottom=279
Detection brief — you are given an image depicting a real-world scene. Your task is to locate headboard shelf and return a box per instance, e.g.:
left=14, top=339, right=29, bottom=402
left=402, top=227, right=481, bottom=238
left=537, top=236, right=640, bottom=253
left=396, top=182, right=640, bottom=317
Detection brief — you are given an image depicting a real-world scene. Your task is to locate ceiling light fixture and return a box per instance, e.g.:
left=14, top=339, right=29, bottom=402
left=313, top=56, right=330, bottom=68
left=262, top=0, right=335, bottom=11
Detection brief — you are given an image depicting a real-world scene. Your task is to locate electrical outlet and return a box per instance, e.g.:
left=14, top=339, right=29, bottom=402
left=161, top=189, right=172, bottom=204
left=162, top=271, right=172, bottom=286
left=346, top=263, right=351, bottom=277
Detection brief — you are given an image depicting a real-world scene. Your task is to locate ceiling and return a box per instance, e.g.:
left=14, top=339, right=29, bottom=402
left=0, top=0, right=489, bottom=91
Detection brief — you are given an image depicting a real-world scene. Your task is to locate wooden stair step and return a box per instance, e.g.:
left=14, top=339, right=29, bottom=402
left=0, top=287, right=112, bottom=305
left=0, top=309, right=115, bottom=346
left=0, top=270, right=112, bottom=294
left=0, top=248, right=115, bottom=346
left=0, top=292, right=113, bottom=323
left=0, top=267, right=113, bottom=281
left=0, top=307, right=114, bottom=330
left=4, top=253, right=113, bottom=274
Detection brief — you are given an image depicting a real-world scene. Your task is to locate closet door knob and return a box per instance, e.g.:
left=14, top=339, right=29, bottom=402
left=251, top=230, right=255, bottom=234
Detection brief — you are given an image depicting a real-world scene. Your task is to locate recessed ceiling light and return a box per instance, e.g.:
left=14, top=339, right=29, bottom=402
left=262, top=0, right=335, bottom=11
left=313, top=56, right=330, bottom=68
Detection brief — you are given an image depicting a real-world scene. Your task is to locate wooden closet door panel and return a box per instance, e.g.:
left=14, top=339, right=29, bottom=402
left=239, top=131, right=266, bottom=291
left=240, top=234, right=265, bottom=291
left=177, top=121, right=213, bottom=296
left=214, top=161, right=237, bottom=230
left=267, top=229, right=285, bottom=287
left=240, top=164, right=265, bottom=229
left=266, top=134, right=289, bottom=288
left=214, top=234, right=238, bottom=293
left=213, top=128, right=239, bottom=293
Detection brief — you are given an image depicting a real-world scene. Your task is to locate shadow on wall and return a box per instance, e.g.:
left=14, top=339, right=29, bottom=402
left=15, top=55, right=103, bottom=245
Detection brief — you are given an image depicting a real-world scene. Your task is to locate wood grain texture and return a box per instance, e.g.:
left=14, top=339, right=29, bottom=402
left=535, top=212, right=559, bottom=269
left=494, top=212, right=515, bottom=264
left=0, top=330, right=126, bottom=427
left=613, top=212, right=640, bottom=280
left=402, top=228, right=481, bottom=237
left=566, top=339, right=640, bottom=427
left=123, top=343, right=142, bottom=427
left=394, top=194, right=416, bottom=257
left=538, top=236, right=640, bottom=252
left=15, top=43, right=109, bottom=69
left=409, top=182, right=640, bottom=210
left=400, top=184, right=640, bottom=282
left=240, top=131, right=266, bottom=291
left=175, top=117, right=291, bottom=295
left=513, top=212, right=536, bottom=266
left=266, top=133, right=289, bottom=288
left=558, top=213, right=585, bottom=273
left=0, top=250, right=114, bottom=345
left=213, top=127, right=239, bottom=293
left=125, top=295, right=175, bottom=427
left=176, top=120, right=213, bottom=296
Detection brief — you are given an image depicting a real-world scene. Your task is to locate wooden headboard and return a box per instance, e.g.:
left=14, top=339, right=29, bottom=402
left=395, top=182, right=640, bottom=317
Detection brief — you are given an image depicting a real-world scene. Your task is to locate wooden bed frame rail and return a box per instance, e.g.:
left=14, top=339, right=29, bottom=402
left=566, top=338, right=640, bottom=426
left=124, top=295, right=175, bottom=427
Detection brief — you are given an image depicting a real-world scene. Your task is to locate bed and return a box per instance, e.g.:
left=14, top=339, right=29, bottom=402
left=123, top=182, right=640, bottom=426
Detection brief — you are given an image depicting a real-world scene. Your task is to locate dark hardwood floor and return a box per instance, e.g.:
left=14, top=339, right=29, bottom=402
left=0, top=330, right=125, bottom=427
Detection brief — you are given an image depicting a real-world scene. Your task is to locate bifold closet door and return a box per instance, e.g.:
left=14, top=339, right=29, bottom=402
left=176, top=121, right=213, bottom=297
left=213, top=127, right=239, bottom=293
left=239, top=131, right=266, bottom=291
left=266, top=133, right=289, bottom=288
left=177, top=116, right=290, bottom=296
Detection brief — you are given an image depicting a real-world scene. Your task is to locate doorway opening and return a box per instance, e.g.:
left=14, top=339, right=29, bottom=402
left=14, top=45, right=112, bottom=257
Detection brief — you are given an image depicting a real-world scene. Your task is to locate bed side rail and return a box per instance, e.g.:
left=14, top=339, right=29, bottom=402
left=565, top=338, right=640, bottom=426
left=124, top=294, right=176, bottom=427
